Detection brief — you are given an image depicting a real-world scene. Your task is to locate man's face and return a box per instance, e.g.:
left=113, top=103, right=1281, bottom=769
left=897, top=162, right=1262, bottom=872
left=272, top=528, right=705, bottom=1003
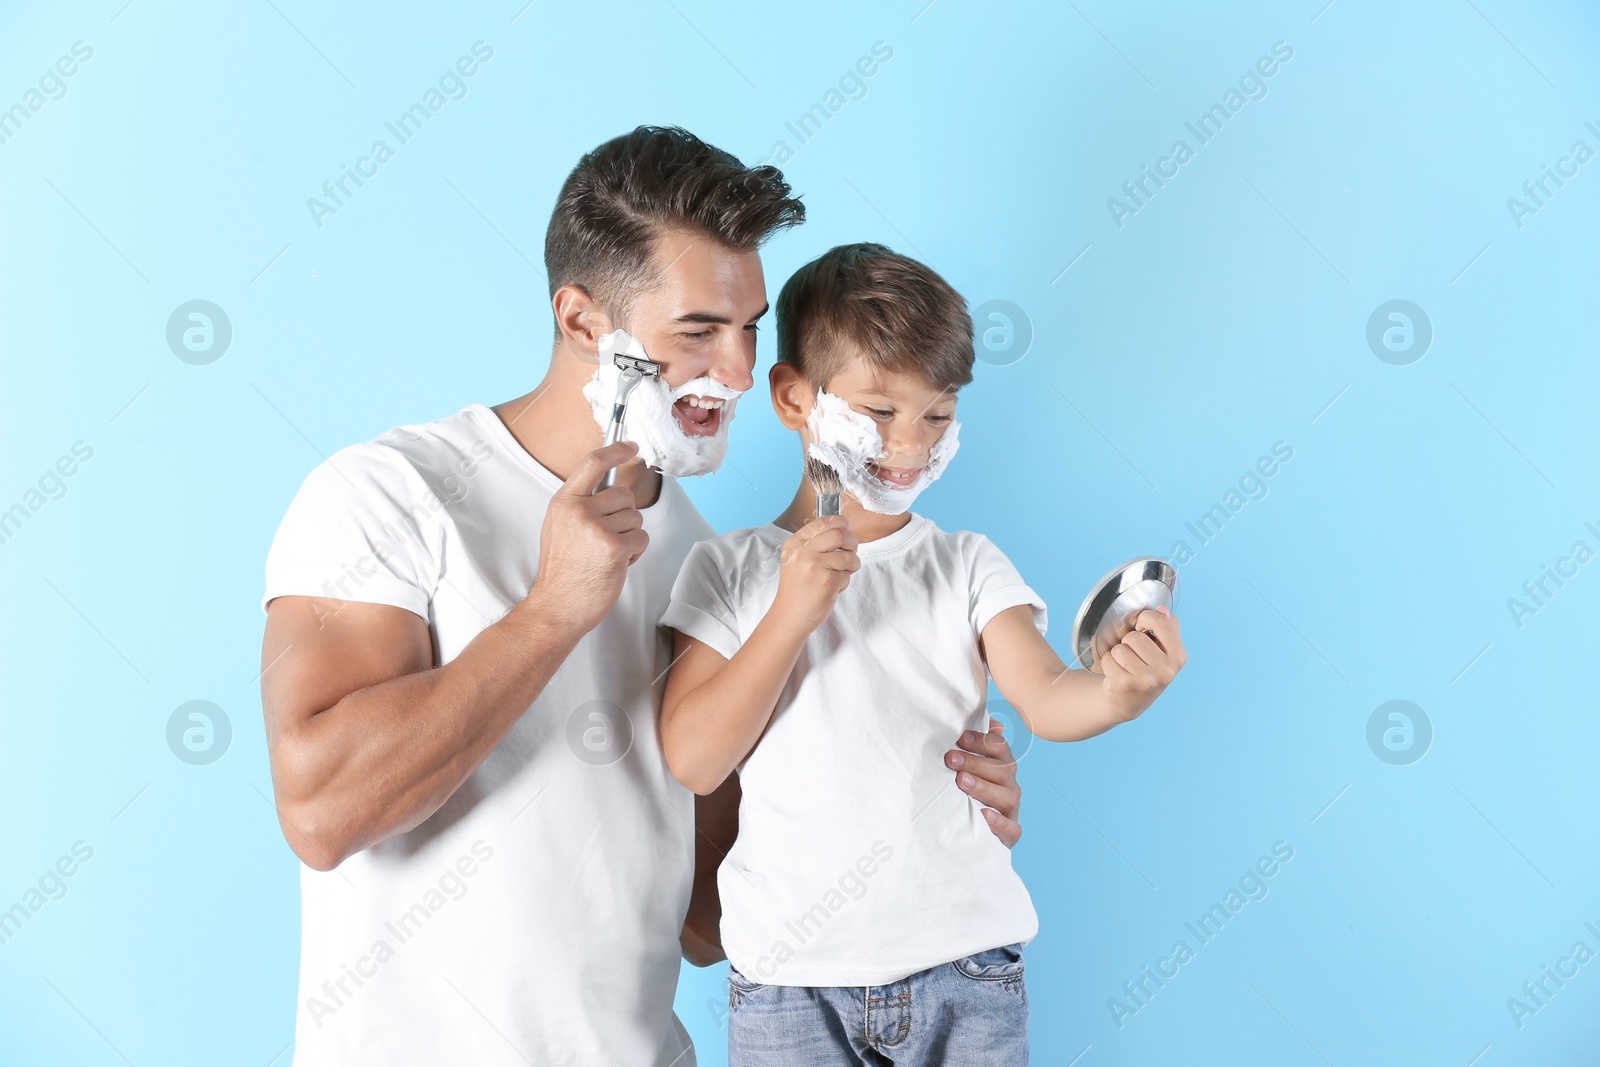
left=621, top=228, right=768, bottom=443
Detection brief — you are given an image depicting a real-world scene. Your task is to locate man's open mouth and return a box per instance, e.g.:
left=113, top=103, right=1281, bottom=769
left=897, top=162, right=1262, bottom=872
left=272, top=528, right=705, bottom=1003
left=866, top=461, right=923, bottom=488
left=671, top=395, right=725, bottom=437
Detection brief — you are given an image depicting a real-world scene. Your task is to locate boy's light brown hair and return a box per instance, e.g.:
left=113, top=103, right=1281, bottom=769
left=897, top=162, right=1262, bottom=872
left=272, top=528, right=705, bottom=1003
left=775, top=242, right=975, bottom=392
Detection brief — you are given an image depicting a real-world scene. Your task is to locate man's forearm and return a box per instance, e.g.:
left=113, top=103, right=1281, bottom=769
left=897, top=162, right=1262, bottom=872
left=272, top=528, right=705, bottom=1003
left=276, top=586, right=586, bottom=868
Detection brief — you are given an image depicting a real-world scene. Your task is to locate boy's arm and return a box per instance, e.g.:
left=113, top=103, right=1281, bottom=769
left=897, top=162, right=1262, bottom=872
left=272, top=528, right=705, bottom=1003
left=981, top=604, right=1185, bottom=742
left=660, top=515, right=859, bottom=795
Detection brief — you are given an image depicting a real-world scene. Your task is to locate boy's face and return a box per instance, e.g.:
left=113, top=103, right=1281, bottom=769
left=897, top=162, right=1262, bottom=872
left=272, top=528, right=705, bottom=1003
left=809, top=356, right=958, bottom=487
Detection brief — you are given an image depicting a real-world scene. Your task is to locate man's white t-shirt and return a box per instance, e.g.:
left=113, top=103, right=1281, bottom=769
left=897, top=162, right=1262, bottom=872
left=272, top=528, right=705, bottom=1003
left=660, top=515, right=1044, bottom=987
left=262, top=402, right=710, bottom=1067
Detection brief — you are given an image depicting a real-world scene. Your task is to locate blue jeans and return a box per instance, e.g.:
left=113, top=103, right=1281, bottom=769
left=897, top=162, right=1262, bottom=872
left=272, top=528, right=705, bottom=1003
left=727, top=944, right=1028, bottom=1066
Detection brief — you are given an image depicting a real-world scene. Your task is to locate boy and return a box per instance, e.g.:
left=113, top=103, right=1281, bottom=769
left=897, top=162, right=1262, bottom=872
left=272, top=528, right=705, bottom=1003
left=659, top=243, right=1186, bottom=1064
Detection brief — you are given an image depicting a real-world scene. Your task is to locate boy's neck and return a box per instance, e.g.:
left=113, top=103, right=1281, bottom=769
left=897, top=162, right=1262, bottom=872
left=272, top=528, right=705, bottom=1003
left=774, top=477, right=914, bottom=542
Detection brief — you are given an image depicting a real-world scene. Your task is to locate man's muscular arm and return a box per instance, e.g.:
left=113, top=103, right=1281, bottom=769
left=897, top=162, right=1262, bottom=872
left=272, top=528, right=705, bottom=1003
left=261, top=442, right=645, bottom=871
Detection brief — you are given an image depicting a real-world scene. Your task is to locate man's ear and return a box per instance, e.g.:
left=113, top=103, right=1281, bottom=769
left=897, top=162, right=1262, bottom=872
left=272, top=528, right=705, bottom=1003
left=769, top=361, right=813, bottom=431
left=551, top=285, right=615, bottom=361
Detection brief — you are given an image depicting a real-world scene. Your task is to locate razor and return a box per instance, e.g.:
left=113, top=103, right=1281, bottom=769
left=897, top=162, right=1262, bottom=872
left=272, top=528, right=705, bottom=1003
left=598, top=352, right=662, bottom=491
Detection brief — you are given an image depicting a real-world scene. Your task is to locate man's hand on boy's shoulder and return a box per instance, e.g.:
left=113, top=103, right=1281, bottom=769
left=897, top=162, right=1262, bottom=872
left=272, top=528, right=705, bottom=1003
left=946, top=721, right=1024, bottom=847
left=1101, top=605, right=1187, bottom=721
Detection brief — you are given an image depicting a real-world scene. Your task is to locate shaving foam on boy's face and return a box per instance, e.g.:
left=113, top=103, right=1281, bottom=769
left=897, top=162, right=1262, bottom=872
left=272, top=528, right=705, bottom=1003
left=805, top=388, right=961, bottom=515
left=582, top=329, right=744, bottom=478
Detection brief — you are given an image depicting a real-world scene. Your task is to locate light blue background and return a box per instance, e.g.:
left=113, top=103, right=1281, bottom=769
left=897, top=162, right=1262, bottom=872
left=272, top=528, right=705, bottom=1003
left=2, top=1, right=1597, bottom=1063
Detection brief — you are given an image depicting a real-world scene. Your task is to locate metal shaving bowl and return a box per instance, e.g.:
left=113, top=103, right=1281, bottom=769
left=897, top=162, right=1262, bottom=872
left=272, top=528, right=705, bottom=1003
left=1070, top=557, right=1179, bottom=673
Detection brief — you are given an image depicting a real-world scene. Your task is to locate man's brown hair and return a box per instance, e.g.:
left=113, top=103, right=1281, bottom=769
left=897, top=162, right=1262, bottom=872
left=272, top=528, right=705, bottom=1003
left=544, top=126, right=805, bottom=322
left=775, top=243, right=974, bottom=392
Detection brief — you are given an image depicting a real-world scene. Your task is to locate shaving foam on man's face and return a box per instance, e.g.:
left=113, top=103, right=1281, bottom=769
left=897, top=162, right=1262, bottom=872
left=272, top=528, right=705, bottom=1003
left=805, top=388, right=961, bottom=515
left=582, top=329, right=744, bottom=478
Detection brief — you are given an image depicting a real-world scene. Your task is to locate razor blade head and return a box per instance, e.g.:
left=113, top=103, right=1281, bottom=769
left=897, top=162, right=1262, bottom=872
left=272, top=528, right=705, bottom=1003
left=599, top=351, right=663, bottom=464
left=612, top=353, right=662, bottom=379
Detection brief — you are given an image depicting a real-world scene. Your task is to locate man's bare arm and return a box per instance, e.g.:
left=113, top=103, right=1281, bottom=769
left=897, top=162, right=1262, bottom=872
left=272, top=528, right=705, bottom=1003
left=263, top=590, right=588, bottom=870
left=261, top=442, right=646, bottom=871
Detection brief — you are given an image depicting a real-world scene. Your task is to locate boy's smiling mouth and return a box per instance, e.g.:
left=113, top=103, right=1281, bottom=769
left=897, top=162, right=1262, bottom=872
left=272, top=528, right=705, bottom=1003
left=866, top=460, right=923, bottom=487
left=672, top=395, right=725, bottom=437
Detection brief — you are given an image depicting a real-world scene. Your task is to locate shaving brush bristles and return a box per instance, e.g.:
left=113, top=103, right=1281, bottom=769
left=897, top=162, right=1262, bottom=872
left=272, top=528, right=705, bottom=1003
left=805, top=455, right=843, bottom=517
left=805, top=455, right=841, bottom=494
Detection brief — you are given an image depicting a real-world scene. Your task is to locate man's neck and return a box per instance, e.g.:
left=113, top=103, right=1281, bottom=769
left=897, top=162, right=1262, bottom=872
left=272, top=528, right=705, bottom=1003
left=490, top=345, right=663, bottom=508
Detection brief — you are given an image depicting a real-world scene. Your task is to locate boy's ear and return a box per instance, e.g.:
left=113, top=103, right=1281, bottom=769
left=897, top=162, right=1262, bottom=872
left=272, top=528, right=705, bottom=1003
left=768, top=361, right=813, bottom=431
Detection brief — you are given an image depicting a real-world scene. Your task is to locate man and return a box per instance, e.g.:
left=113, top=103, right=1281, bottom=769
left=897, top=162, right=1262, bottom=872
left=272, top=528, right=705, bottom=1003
left=260, top=126, right=1026, bottom=1066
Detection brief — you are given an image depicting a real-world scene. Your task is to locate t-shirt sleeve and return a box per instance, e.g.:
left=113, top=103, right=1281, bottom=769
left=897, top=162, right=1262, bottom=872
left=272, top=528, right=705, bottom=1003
left=967, top=534, right=1048, bottom=637
left=660, top=540, right=742, bottom=660
left=262, top=445, right=439, bottom=620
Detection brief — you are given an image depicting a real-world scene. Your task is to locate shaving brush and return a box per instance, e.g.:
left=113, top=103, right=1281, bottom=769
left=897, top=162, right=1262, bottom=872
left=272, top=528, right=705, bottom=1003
left=805, top=455, right=842, bottom=517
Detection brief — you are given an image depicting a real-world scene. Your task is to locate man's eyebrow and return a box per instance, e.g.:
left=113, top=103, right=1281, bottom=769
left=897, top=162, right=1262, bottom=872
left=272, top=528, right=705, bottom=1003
left=670, top=303, right=770, bottom=326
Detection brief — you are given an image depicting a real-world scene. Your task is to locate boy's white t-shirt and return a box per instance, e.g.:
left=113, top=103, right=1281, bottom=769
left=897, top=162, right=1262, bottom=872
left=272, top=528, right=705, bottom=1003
left=262, top=402, right=708, bottom=1067
left=660, top=514, right=1044, bottom=986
